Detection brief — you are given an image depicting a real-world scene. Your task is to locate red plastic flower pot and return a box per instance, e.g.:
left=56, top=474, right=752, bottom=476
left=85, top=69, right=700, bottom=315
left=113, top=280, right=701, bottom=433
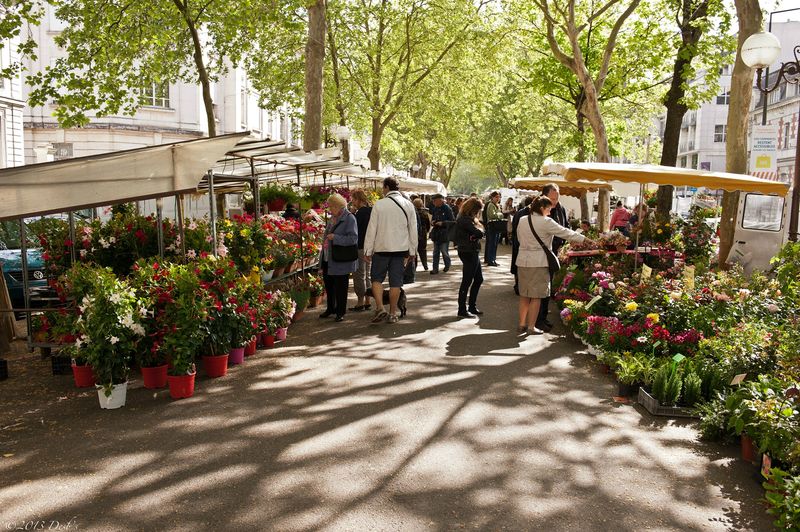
left=141, top=364, right=168, bottom=389
left=228, top=347, right=245, bottom=366
left=202, top=354, right=229, bottom=378
left=244, top=339, right=257, bottom=357
left=72, top=363, right=96, bottom=388
left=262, top=334, right=275, bottom=349
left=167, top=372, right=196, bottom=400
left=741, top=434, right=758, bottom=463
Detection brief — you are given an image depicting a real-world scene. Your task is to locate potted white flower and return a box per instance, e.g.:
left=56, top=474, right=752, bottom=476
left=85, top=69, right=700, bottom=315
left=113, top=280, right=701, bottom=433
left=66, top=264, right=146, bottom=409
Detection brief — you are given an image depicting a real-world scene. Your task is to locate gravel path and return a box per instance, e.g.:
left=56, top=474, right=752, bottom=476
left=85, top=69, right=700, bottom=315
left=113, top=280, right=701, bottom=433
left=0, top=247, right=773, bottom=531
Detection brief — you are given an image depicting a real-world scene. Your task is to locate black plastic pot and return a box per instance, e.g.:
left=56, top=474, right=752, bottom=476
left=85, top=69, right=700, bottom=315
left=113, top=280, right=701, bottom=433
left=617, top=381, right=633, bottom=396
left=51, top=355, right=72, bottom=375
left=0, top=359, right=8, bottom=381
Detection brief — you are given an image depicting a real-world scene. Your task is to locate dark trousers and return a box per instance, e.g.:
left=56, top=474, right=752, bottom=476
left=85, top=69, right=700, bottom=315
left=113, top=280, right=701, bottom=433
left=457, top=250, right=483, bottom=311
left=322, top=263, right=349, bottom=317
left=417, top=243, right=428, bottom=269
left=484, top=228, right=500, bottom=263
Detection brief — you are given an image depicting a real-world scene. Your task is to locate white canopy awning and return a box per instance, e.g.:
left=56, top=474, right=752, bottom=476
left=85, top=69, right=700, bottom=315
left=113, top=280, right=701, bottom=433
left=0, top=132, right=248, bottom=221
left=397, top=176, right=447, bottom=195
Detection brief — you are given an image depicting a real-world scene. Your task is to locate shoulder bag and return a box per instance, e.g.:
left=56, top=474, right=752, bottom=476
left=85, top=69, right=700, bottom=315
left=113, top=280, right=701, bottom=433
left=527, top=214, right=560, bottom=276
left=330, top=217, right=359, bottom=262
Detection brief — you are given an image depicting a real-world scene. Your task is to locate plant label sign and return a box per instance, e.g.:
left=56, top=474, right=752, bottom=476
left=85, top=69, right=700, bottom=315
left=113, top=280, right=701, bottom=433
left=731, top=373, right=747, bottom=386
left=641, top=265, right=652, bottom=281
left=586, top=295, right=602, bottom=310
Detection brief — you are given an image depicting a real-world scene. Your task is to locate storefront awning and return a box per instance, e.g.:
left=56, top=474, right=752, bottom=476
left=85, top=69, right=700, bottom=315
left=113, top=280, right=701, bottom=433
left=543, top=162, right=790, bottom=196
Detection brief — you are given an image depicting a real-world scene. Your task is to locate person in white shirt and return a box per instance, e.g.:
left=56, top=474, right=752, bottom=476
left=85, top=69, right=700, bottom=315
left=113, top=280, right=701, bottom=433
left=363, top=177, right=418, bottom=324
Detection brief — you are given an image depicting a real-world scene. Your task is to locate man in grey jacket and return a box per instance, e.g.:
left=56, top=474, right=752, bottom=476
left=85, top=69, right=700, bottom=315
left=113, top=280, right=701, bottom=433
left=363, top=177, right=418, bottom=324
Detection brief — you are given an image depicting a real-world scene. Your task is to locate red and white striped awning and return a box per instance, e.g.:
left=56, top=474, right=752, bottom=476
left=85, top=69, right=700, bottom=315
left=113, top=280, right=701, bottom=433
left=750, top=171, right=779, bottom=181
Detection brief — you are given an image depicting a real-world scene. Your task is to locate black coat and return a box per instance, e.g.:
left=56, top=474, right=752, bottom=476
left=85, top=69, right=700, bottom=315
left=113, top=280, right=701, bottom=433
left=453, top=215, right=484, bottom=252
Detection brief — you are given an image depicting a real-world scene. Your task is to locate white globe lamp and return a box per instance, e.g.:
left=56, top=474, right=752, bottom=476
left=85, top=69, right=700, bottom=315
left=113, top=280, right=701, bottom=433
left=741, top=31, right=781, bottom=69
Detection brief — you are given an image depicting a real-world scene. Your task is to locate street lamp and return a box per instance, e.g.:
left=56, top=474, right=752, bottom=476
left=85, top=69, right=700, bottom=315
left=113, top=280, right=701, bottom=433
left=741, top=31, right=800, bottom=242
left=330, top=124, right=351, bottom=163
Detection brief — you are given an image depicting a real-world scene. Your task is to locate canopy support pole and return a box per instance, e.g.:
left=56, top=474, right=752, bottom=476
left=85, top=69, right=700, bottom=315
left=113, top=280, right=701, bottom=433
left=19, top=219, right=32, bottom=350
left=68, top=212, right=77, bottom=265
left=634, top=183, right=644, bottom=272
left=176, top=194, right=186, bottom=260
left=251, top=159, right=260, bottom=216
left=209, top=170, right=217, bottom=256
left=156, top=198, right=164, bottom=258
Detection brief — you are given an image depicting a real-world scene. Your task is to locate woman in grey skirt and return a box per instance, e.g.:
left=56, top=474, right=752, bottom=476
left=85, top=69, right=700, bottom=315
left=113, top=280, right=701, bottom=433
left=515, top=196, right=593, bottom=335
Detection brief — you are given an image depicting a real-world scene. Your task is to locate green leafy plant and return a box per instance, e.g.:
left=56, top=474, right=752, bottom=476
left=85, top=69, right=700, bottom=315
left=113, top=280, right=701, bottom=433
left=697, top=392, right=736, bottom=443
left=683, top=371, right=702, bottom=407
left=763, top=468, right=800, bottom=530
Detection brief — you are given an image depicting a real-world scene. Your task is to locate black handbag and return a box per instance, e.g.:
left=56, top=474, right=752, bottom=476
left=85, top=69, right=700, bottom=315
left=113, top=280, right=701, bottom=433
left=329, top=218, right=358, bottom=262
left=332, top=244, right=358, bottom=262
left=527, top=215, right=560, bottom=276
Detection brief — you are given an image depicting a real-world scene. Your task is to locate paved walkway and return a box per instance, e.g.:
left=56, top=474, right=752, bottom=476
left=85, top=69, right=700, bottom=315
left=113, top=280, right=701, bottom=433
left=0, top=247, right=772, bottom=531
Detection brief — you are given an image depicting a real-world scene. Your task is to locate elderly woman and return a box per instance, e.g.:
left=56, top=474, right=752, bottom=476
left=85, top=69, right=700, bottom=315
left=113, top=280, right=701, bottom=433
left=318, top=193, right=359, bottom=322
left=516, top=196, right=592, bottom=335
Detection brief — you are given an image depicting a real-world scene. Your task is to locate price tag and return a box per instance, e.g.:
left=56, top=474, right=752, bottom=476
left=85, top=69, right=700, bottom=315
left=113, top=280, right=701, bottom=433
left=683, top=265, right=695, bottom=291
left=585, top=295, right=602, bottom=310
left=641, top=265, right=652, bottom=280
left=731, top=373, right=747, bottom=385
left=761, top=453, right=773, bottom=478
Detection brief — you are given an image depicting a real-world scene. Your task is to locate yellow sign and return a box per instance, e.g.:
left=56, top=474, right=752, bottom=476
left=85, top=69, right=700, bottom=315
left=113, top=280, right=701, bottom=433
left=641, top=265, right=652, bottom=280
left=755, top=154, right=772, bottom=169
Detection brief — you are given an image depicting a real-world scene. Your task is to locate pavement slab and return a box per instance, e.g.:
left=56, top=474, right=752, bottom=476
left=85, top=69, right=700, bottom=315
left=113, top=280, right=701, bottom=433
left=0, top=247, right=773, bottom=531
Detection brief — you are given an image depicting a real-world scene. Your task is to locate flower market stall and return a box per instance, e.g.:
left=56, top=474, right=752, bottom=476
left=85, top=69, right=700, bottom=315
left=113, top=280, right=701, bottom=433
left=0, top=133, right=353, bottom=408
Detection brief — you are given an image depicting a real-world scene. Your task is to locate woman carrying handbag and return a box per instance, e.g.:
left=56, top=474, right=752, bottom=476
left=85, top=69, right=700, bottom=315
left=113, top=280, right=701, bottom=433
left=318, top=193, right=359, bottom=322
left=515, top=196, right=593, bottom=335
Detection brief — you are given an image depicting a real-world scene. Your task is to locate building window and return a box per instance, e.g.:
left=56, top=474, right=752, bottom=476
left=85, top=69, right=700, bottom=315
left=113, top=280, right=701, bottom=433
left=714, top=124, right=727, bottom=143
left=52, top=142, right=72, bottom=161
left=783, top=123, right=791, bottom=149
left=779, top=82, right=787, bottom=101
left=139, top=82, right=170, bottom=108
left=716, top=91, right=730, bottom=105
left=718, top=65, right=731, bottom=76
left=680, top=156, right=687, bottom=168
left=240, top=89, right=247, bottom=128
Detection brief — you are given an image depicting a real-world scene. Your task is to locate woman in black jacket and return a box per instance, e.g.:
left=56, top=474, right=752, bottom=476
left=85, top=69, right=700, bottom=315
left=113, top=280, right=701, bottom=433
left=453, top=198, right=485, bottom=318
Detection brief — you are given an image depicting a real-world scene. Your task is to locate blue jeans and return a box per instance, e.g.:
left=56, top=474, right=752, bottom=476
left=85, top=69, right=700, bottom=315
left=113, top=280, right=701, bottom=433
left=484, top=228, right=500, bottom=263
left=432, top=241, right=451, bottom=272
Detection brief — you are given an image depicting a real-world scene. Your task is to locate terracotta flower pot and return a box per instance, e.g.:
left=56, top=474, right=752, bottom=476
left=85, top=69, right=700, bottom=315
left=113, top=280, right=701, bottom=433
left=273, top=266, right=285, bottom=277
left=168, top=371, right=196, bottom=399
left=202, top=354, right=229, bottom=378
left=741, top=434, right=758, bottom=463
left=141, top=364, right=168, bottom=389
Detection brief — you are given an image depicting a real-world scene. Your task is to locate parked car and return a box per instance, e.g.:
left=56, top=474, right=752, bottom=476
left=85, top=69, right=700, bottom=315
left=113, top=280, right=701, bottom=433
left=0, top=219, right=51, bottom=318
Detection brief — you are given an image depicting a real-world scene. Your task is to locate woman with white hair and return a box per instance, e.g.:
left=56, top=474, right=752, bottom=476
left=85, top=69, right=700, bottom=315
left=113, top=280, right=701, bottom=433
left=318, top=193, right=359, bottom=322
